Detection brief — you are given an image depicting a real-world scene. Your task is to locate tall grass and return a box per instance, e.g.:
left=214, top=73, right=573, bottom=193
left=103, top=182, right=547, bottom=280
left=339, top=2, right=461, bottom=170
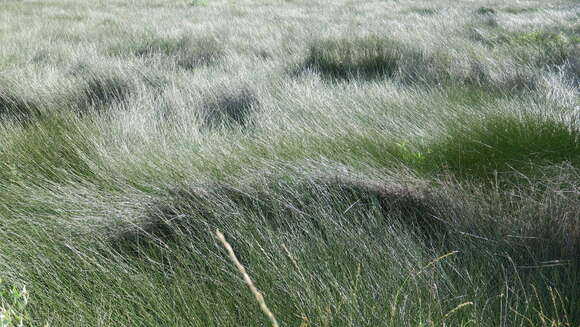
left=0, top=0, right=578, bottom=326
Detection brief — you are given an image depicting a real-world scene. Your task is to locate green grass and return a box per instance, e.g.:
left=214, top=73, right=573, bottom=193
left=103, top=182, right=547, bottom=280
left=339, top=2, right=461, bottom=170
left=422, top=114, right=580, bottom=178
left=303, top=36, right=410, bottom=80
left=0, top=82, right=41, bottom=123
left=0, top=0, right=578, bottom=326
left=200, top=86, right=259, bottom=130
left=112, top=34, right=224, bottom=70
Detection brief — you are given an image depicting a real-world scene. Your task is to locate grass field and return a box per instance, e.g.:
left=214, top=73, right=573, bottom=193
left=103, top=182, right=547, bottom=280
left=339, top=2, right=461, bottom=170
left=0, top=0, right=579, bottom=326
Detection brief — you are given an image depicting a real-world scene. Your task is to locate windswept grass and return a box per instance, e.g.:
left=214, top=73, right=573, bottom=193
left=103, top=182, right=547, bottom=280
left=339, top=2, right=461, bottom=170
left=64, top=71, right=134, bottom=114
left=422, top=115, right=580, bottom=179
left=0, top=113, right=100, bottom=183
left=200, top=86, right=259, bottom=130
left=407, top=7, right=441, bottom=16
left=0, top=83, right=41, bottom=123
left=0, top=0, right=578, bottom=326
left=115, top=34, right=224, bottom=69
left=475, top=7, right=497, bottom=16
left=302, top=36, right=416, bottom=80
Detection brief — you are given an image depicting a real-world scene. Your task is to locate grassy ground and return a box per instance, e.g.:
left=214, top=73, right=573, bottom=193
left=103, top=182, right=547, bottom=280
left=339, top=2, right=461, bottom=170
left=0, top=0, right=578, bottom=326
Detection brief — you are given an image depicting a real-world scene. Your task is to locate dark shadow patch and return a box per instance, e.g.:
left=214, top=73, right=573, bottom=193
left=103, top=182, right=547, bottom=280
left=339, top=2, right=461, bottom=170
left=110, top=177, right=449, bottom=256
left=317, top=176, right=449, bottom=239
left=118, top=34, right=224, bottom=70
left=408, top=7, right=441, bottom=16
left=471, top=7, right=499, bottom=29
left=187, top=0, right=208, bottom=6
left=501, top=7, right=539, bottom=14
left=0, top=85, right=41, bottom=124
left=475, top=7, right=497, bottom=16
left=66, top=72, right=133, bottom=114
left=200, top=87, right=259, bottom=130
left=296, top=35, right=534, bottom=93
left=300, top=36, right=419, bottom=81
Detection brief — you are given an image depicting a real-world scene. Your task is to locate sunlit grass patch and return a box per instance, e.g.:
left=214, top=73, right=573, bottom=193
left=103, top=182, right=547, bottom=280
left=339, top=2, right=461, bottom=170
left=0, top=113, right=99, bottom=183
left=470, top=25, right=577, bottom=66
left=491, top=30, right=574, bottom=65
left=422, top=115, right=580, bottom=178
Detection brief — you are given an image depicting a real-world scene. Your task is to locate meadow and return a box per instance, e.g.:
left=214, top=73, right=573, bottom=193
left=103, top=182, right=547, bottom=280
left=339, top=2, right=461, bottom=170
left=0, top=0, right=579, bottom=325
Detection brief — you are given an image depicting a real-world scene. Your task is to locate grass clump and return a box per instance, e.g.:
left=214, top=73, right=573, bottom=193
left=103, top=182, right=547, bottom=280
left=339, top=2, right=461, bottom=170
left=408, top=7, right=441, bottom=16
left=472, top=27, right=577, bottom=67
left=422, top=115, right=580, bottom=179
left=475, top=7, right=497, bottom=16
left=500, top=31, right=575, bottom=67
left=108, top=174, right=447, bottom=258
left=502, top=7, right=539, bottom=14
left=67, top=71, right=133, bottom=114
left=0, top=84, right=41, bottom=123
left=200, top=86, right=259, bottom=130
left=128, top=34, right=224, bottom=69
left=303, top=36, right=415, bottom=80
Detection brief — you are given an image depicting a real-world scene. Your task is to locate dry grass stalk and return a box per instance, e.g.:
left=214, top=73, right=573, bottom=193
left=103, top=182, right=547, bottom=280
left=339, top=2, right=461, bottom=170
left=215, top=229, right=280, bottom=327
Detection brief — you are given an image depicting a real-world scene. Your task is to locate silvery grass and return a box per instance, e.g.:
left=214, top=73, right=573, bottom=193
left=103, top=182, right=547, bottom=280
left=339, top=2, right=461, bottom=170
left=0, top=0, right=578, bottom=325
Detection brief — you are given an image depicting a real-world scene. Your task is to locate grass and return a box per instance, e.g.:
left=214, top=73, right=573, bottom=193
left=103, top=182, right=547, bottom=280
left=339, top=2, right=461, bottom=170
left=114, top=34, right=224, bottom=70
left=0, top=83, right=41, bottom=123
left=420, top=114, right=580, bottom=178
left=302, top=36, right=418, bottom=80
left=200, top=86, right=259, bottom=130
left=0, top=0, right=578, bottom=326
left=68, top=72, right=134, bottom=113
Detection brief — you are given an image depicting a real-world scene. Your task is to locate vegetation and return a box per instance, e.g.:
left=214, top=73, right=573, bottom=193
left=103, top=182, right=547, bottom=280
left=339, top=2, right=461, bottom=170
left=0, top=0, right=578, bottom=326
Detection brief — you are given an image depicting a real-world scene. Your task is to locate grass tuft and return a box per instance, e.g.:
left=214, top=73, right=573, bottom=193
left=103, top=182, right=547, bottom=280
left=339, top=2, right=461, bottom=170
left=67, top=71, right=133, bottom=114
left=302, top=36, right=416, bottom=80
left=475, top=7, right=497, bottom=16
left=408, top=7, right=441, bottom=16
left=112, top=176, right=448, bottom=250
left=128, top=34, right=224, bottom=69
left=201, top=86, right=259, bottom=130
left=0, top=84, right=41, bottom=123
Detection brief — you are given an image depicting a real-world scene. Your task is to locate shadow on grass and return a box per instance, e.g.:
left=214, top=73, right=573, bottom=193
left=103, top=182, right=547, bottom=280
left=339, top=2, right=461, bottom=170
left=298, top=36, right=417, bottom=81
left=110, top=176, right=449, bottom=256
left=407, top=7, right=441, bottom=16
left=113, top=34, right=224, bottom=70
left=0, top=84, right=42, bottom=124
left=63, top=71, right=134, bottom=115
left=200, top=86, right=259, bottom=131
